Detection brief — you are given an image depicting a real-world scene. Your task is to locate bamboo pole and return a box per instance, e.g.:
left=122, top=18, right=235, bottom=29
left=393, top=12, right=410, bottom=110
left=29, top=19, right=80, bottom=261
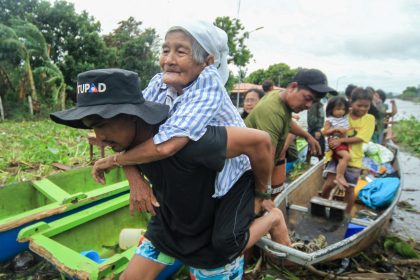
left=28, top=95, right=33, bottom=115
left=0, top=96, right=4, bottom=120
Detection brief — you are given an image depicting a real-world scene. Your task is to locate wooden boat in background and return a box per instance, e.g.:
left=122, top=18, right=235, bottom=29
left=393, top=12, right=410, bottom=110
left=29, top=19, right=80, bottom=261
left=0, top=167, right=128, bottom=262
left=18, top=194, right=156, bottom=280
left=258, top=139, right=402, bottom=265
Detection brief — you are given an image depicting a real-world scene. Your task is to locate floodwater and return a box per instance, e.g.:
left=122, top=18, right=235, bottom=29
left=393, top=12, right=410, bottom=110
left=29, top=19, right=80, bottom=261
left=389, top=150, right=420, bottom=241
left=387, top=100, right=420, bottom=241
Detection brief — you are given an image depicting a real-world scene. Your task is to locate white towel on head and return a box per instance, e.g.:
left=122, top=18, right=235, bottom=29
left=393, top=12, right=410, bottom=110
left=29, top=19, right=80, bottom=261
left=174, top=20, right=230, bottom=85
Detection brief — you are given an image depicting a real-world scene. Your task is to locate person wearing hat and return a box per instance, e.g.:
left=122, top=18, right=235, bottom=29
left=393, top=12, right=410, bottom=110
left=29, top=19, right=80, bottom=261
left=51, top=68, right=291, bottom=279
left=245, top=68, right=338, bottom=197
left=91, top=20, right=252, bottom=216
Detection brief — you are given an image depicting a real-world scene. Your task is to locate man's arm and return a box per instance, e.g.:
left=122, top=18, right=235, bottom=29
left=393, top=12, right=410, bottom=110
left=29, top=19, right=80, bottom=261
left=225, top=127, right=272, bottom=194
left=290, top=120, right=321, bottom=155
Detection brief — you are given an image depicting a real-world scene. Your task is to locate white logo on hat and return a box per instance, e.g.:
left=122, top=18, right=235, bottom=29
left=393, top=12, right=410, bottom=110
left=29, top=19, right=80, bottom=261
left=77, top=83, right=107, bottom=94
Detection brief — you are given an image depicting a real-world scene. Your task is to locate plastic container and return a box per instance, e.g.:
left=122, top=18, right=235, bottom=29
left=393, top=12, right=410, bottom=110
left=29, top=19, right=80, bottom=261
left=119, top=228, right=146, bottom=250
left=344, top=223, right=365, bottom=238
left=310, top=156, right=319, bottom=166
left=80, top=250, right=108, bottom=263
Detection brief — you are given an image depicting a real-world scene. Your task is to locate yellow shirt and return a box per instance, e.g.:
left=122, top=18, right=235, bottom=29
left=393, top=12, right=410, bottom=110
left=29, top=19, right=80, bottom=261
left=325, top=113, right=375, bottom=168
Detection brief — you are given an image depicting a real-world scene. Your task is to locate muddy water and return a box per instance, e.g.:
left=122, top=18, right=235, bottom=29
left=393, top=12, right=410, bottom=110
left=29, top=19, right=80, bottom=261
left=390, top=151, right=420, bottom=241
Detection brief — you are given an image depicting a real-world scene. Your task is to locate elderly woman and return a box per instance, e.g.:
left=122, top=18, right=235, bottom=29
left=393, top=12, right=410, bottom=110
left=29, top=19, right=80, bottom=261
left=92, top=21, right=256, bottom=208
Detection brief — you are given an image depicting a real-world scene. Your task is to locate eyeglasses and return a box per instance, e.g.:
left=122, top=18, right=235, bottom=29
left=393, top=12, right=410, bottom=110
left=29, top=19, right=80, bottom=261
left=244, top=98, right=259, bottom=104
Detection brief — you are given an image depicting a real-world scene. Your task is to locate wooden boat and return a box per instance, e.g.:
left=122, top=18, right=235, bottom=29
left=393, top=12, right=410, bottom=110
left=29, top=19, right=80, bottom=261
left=0, top=166, right=128, bottom=262
left=18, top=194, right=180, bottom=280
left=257, top=140, right=402, bottom=266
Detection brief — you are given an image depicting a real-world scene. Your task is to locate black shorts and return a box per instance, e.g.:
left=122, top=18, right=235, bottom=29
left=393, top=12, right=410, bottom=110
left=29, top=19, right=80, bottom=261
left=212, top=170, right=255, bottom=263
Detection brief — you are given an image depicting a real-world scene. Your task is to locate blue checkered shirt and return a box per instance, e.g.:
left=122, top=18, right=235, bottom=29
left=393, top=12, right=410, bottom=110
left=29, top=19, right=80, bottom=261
left=143, top=65, right=251, bottom=197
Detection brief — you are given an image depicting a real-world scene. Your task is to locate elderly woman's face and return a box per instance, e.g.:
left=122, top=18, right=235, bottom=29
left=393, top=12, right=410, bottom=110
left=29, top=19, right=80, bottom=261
left=160, top=31, right=205, bottom=92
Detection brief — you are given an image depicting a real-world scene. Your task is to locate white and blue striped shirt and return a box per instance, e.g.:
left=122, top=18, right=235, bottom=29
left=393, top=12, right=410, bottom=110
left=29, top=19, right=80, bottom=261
left=143, top=65, right=251, bottom=197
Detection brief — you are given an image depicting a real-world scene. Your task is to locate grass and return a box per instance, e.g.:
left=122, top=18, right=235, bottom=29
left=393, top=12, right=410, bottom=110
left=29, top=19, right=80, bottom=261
left=0, top=119, right=92, bottom=185
left=393, top=117, right=420, bottom=156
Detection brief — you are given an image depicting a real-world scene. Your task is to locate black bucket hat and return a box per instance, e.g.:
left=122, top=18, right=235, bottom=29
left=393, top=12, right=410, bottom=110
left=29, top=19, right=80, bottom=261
left=293, top=68, right=338, bottom=96
left=50, top=69, right=169, bottom=129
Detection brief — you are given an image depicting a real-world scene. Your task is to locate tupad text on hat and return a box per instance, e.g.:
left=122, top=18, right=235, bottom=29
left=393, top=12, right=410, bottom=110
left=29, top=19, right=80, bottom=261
left=77, top=83, right=106, bottom=94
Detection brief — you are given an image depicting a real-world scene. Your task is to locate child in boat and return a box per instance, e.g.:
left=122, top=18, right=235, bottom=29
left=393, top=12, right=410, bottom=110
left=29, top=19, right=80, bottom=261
left=321, top=88, right=375, bottom=213
left=322, top=96, right=353, bottom=188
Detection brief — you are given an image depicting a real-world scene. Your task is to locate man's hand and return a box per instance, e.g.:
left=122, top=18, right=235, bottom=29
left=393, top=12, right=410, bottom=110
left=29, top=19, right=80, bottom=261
left=124, top=166, right=160, bottom=216
left=307, top=135, right=322, bottom=155
left=92, top=156, right=116, bottom=184
left=314, top=131, right=322, bottom=140
left=129, top=177, right=159, bottom=216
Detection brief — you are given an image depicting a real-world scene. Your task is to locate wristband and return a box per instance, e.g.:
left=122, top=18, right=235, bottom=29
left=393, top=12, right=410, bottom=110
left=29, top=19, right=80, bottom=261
left=255, top=185, right=272, bottom=200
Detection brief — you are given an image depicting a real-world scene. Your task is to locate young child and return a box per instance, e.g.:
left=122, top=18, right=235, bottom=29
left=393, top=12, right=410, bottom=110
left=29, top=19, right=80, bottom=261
left=323, top=96, right=352, bottom=188
left=321, top=88, right=375, bottom=213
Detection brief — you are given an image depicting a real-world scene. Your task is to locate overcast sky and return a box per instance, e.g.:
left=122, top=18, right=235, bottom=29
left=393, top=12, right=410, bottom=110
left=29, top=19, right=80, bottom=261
left=66, top=0, right=420, bottom=93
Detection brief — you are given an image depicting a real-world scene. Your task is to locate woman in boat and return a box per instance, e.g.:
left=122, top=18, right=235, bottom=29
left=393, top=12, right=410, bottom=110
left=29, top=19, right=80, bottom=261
left=91, top=20, right=252, bottom=216
left=241, top=88, right=265, bottom=119
left=320, top=87, right=375, bottom=213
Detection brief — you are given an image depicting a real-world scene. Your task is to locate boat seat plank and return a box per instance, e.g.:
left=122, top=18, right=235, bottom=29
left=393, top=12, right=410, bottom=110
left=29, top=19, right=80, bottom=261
left=310, top=196, right=347, bottom=220
left=310, top=196, right=347, bottom=210
left=33, top=179, right=71, bottom=202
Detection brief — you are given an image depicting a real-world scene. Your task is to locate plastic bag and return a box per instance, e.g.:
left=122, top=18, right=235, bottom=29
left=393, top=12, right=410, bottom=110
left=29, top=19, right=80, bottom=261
left=358, top=177, right=400, bottom=209
left=363, top=142, right=394, bottom=164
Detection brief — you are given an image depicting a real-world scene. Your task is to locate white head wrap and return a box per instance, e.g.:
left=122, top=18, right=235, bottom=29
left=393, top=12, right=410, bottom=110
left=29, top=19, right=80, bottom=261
left=171, top=20, right=230, bottom=85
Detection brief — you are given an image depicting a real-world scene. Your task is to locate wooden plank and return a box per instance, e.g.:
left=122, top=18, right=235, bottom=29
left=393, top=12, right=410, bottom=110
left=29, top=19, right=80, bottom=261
left=33, top=179, right=70, bottom=202
left=310, top=196, right=347, bottom=210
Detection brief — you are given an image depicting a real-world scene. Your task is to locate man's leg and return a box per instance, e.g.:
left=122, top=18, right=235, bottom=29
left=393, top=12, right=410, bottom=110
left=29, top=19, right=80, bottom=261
left=120, top=239, right=168, bottom=280
left=120, top=254, right=166, bottom=280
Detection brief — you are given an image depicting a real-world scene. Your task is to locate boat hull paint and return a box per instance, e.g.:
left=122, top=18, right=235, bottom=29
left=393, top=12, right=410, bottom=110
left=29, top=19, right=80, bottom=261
left=0, top=167, right=128, bottom=262
left=20, top=194, right=150, bottom=280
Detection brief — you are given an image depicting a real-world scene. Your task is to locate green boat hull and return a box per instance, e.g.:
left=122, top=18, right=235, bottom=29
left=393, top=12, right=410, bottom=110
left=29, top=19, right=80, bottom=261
left=0, top=167, right=128, bottom=262
left=19, top=194, right=149, bottom=280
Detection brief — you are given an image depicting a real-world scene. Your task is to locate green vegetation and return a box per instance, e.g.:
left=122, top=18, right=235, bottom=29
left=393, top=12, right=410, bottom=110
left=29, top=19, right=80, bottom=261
left=0, top=119, right=92, bottom=185
left=400, top=86, right=420, bottom=102
left=393, top=117, right=420, bottom=156
left=246, top=63, right=299, bottom=88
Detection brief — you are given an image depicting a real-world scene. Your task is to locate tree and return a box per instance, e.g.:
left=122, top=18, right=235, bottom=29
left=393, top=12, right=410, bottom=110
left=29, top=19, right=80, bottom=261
left=213, top=17, right=255, bottom=91
left=0, top=19, right=66, bottom=109
left=103, top=17, right=160, bottom=87
left=214, top=16, right=252, bottom=68
left=1, top=0, right=116, bottom=100
left=401, top=86, right=419, bottom=100
left=245, top=63, right=298, bottom=87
